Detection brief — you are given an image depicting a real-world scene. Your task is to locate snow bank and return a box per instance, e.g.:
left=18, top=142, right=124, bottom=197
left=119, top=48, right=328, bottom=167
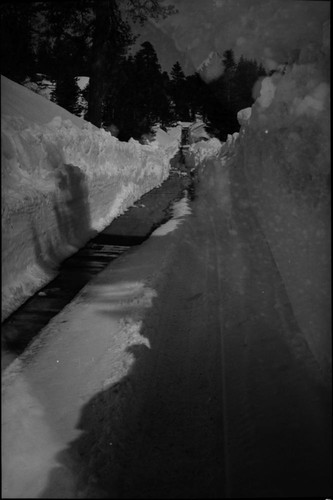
left=186, top=137, right=223, bottom=167
left=188, top=121, right=210, bottom=143
left=153, top=124, right=181, bottom=148
left=220, top=132, right=239, bottom=157
left=1, top=76, right=179, bottom=320
left=184, top=132, right=238, bottom=172
left=235, top=23, right=331, bottom=382
left=237, top=107, right=252, bottom=127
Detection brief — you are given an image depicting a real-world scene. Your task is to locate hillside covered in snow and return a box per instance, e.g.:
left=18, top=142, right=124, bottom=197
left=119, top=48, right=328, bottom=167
left=1, top=75, right=181, bottom=320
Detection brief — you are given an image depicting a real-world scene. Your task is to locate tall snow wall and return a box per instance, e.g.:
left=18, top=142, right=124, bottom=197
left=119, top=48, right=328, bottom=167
left=236, top=22, right=331, bottom=383
left=1, top=76, right=180, bottom=320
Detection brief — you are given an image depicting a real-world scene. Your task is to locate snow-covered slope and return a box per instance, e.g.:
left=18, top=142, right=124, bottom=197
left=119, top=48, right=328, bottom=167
left=1, top=75, right=180, bottom=320
left=2, top=76, right=88, bottom=129
left=23, top=75, right=89, bottom=118
left=197, top=51, right=224, bottom=82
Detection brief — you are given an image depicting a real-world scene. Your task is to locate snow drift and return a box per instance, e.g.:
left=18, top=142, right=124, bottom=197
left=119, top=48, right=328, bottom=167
left=185, top=133, right=237, bottom=170
left=1, top=76, right=180, bottom=320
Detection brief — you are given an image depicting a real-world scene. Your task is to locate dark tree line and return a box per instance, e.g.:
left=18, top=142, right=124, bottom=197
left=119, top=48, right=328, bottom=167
left=0, top=0, right=176, bottom=127
left=102, top=42, right=172, bottom=141
left=1, top=1, right=266, bottom=142
left=101, top=47, right=265, bottom=142
left=203, top=49, right=267, bottom=139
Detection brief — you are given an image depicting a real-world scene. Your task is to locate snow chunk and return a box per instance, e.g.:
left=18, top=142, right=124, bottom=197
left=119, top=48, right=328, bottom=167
left=257, top=77, right=276, bottom=108
left=187, top=138, right=223, bottom=166
left=237, top=107, right=252, bottom=126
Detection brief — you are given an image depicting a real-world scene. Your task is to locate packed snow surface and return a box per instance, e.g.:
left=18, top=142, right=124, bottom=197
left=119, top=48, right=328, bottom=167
left=186, top=134, right=237, bottom=169
left=1, top=75, right=180, bottom=320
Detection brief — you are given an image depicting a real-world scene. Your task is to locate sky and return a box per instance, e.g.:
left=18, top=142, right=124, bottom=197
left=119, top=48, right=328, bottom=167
left=131, top=0, right=330, bottom=77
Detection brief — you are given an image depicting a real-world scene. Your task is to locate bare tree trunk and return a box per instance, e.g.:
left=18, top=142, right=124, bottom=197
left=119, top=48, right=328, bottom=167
left=86, top=0, right=116, bottom=127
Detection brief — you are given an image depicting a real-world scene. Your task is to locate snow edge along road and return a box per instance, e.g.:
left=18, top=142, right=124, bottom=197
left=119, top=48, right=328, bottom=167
left=1, top=192, right=192, bottom=499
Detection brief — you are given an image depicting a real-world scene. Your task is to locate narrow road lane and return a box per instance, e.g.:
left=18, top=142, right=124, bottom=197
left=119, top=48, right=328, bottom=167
left=2, top=156, right=331, bottom=498
left=110, top=157, right=331, bottom=497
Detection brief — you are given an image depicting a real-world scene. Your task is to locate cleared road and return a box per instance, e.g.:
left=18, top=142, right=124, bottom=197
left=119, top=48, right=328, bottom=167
left=2, top=157, right=331, bottom=498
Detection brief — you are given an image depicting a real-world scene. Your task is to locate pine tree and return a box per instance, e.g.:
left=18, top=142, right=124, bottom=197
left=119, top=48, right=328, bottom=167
left=103, top=43, right=172, bottom=141
left=221, top=49, right=237, bottom=105
left=131, top=42, right=170, bottom=135
left=0, top=2, right=37, bottom=83
left=170, top=61, right=190, bottom=121
left=159, top=71, right=174, bottom=127
left=1, top=1, right=177, bottom=128
left=170, top=61, right=186, bottom=82
left=204, top=50, right=268, bottom=139
left=222, top=49, right=236, bottom=71
left=102, top=55, right=137, bottom=137
left=51, top=73, right=83, bottom=116
left=233, top=56, right=267, bottom=111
